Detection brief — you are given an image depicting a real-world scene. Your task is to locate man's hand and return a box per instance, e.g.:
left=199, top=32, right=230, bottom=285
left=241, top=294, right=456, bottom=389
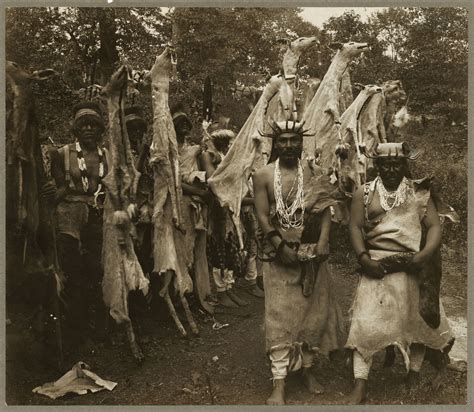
left=317, top=241, right=329, bottom=259
left=411, top=252, right=428, bottom=266
left=39, top=181, right=57, bottom=203
left=279, top=244, right=298, bottom=264
left=360, top=255, right=385, bottom=279
left=409, top=252, right=428, bottom=272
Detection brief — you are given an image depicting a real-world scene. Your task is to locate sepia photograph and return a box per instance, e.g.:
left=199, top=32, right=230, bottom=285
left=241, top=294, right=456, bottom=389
left=3, top=2, right=469, bottom=407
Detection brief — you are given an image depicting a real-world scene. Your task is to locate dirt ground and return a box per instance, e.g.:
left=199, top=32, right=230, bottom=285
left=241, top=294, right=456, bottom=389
left=5, top=250, right=467, bottom=406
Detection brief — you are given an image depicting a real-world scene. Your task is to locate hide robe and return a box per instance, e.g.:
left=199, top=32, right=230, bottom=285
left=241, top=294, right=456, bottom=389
left=262, top=165, right=345, bottom=357
left=345, top=178, right=453, bottom=366
left=179, top=142, right=213, bottom=310
left=205, top=149, right=243, bottom=277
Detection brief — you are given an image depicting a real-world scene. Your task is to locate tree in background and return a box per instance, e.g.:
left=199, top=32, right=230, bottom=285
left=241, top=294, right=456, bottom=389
left=169, top=7, right=319, bottom=126
left=321, top=10, right=391, bottom=86
left=5, top=6, right=468, bottom=142
left=399, top=7, right=468, bottom=123
left=318, top=7, right=467, bottom=122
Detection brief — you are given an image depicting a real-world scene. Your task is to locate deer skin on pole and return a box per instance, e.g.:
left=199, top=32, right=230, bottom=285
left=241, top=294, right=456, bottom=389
left=209, top=37, right=318, bottom=249
left=280, top=36, right=319, bottom=78
left=339, top=68, right=354, bottom=114
left=207, top=74, right=287, bottom=249
left=339, top=84, right=383, bottom=192
left=6, top=62, right=55, bottom=233
left=149, top=46, right=193, bottom=295
left=300, top=77, right=321, bottom=117
left=264, top=36, right=319, bottom=156
left=101, top=66, right=149, bottom=331
left=6, top=61, right=63, bottom=364
left=302, top=42, right=369, bottom=168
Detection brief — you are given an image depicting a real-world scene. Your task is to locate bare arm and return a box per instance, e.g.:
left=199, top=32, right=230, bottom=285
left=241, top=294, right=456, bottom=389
left=349, top=186, right=384, bottom=277
left=349, top=186, right=367, bottom=257
left=316, top=207, right=331, bottom=257
left=252, top=170, right=274, bottom=240
left=199, top=151, right=216, bottom=180
left=318, top=207, right=331, bottom=243
left=253, top=168, right=297, bottom=264
left=414, top=197, right=441, bottom=264
left=181, top=181, right=209, bottom=198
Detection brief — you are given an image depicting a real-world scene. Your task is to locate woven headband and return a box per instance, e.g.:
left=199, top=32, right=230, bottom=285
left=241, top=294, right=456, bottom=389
left=125, top=113, right=146, bottom=126
left=172, top=111, right=189, bottom=121
left=74, top=108, right=103, bottom=123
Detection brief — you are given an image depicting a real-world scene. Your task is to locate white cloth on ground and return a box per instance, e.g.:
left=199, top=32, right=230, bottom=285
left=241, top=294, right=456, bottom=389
left=32, top=362, right=117, bottom=399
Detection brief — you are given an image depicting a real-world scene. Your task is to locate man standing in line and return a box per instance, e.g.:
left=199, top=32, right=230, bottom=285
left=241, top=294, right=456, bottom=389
left=172, top=106, right=215, bottom=314
left=344, top=142, right=453, bottom=404
left=199, top=125, right=250, bottom=308
left=125, top=105, right=153, bottom=275
left=252, top=120, right=344, bottom=405
left=50, top=101, right=108, bottom=352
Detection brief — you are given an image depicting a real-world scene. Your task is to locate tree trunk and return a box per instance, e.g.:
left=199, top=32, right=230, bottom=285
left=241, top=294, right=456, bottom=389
left=97, top=8, right=120, bottom=84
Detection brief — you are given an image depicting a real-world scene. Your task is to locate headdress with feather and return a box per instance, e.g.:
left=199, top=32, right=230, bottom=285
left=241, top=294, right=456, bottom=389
left=259, top=120, right=314, bottom=139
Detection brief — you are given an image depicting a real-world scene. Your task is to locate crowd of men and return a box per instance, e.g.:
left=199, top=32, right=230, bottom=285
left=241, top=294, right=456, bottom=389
left=28, top=101, right=262, bottom=344
left=19, top=95, right=454, bottom=405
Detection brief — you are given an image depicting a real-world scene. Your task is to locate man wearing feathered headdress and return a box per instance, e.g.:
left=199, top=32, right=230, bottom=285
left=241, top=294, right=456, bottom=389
left=252, top=120, right=345, bottom=405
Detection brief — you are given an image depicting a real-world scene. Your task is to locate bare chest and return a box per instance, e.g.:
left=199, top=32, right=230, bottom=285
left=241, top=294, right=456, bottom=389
left=68, top=149, right=107, bottom=193
left=268, top=164, right=309, bottom=205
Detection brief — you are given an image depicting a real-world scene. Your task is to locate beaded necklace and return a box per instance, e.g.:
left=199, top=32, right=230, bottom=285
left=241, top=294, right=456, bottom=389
left=75, top=141, right=104, bottom=198
left=274, top=158, right=305, bottom=230
left=376, top=176, right=410, bottom=211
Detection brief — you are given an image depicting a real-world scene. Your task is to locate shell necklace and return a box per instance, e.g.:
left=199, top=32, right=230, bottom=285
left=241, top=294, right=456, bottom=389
left=75, top=141, right=105, bottom=197
left=274, top=158, right=304, bottom=230
left=376, top=176, right=410, bottom=211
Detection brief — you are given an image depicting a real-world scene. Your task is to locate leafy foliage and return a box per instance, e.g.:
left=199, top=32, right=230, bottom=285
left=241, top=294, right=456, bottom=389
left=6, top=6, right=467, bottom=133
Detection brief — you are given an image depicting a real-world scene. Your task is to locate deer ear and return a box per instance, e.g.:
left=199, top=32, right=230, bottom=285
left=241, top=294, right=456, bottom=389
left=31, top=69, right=57, bottom=81
left=328, top=42, right=343, bottom=50
left=376, top=78, right=383, bottom=86
left=276, top=38, right=291, bottom=47
left=353, top=82, right=364, bottom=91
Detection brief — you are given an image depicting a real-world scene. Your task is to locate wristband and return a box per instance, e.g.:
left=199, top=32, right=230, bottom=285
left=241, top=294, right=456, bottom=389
left=266, top=230, right=282, bottom=242
left=276, top=239, right=288, bottom=256
left=357, top=250, right=370, bottom=265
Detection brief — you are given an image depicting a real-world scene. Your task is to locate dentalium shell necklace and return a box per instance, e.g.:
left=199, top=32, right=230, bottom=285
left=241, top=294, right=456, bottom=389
left=274, top=158, right=305, bottom=230
left=76, top=141, right=104, bottom=197
left=377, top=176, right=410, bottom=211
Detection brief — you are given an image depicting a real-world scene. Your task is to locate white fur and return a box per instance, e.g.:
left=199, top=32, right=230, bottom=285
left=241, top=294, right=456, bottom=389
left=393, top=106, right=410, bottom=128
